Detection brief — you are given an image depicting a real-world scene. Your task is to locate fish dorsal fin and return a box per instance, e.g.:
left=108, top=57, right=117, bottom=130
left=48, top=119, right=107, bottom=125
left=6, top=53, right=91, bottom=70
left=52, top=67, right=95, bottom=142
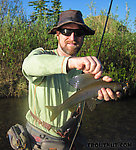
left=69, top=74, right=100, bottom=89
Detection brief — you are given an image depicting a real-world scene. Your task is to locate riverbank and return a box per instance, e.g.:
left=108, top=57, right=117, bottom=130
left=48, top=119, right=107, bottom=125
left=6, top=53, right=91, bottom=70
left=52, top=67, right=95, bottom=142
left=0, top=76, right=28, bottom=98
left=0, top=75, right=135, bottom=98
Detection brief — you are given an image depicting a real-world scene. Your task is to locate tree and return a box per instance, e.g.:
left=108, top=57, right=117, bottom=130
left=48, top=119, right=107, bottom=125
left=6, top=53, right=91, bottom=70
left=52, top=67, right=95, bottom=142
left=28, top=0, right=62, bottom=29
left=29, top=0, right=51, bottom=21
left=50, top=0, right=62, bottom=25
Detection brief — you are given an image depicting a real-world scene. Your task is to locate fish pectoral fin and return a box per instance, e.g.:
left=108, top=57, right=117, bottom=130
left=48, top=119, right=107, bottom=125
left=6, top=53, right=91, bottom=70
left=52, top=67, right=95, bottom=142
left=95, top=98, right=104, bottom=104
left=86, top=98, right=97, bottom=111
left=86, top=98, right=104, bottom=111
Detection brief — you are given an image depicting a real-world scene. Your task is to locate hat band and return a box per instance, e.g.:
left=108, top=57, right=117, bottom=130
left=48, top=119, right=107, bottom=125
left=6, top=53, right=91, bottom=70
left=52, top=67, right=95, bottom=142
left=58, top=17, right=85, bottom=26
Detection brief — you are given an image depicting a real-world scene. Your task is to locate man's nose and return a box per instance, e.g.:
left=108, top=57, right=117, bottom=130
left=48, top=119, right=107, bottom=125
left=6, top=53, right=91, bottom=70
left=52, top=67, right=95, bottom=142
left=69, top=32, right=76, bottom=41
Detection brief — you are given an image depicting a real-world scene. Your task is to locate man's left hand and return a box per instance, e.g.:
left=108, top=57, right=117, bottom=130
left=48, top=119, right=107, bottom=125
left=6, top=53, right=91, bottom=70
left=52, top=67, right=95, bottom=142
left=97, top=76, right=121, bottom=101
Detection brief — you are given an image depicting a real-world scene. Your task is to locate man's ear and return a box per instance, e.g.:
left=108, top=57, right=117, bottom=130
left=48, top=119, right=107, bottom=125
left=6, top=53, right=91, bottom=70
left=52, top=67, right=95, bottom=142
left=56, top=31, right=60, bottom=39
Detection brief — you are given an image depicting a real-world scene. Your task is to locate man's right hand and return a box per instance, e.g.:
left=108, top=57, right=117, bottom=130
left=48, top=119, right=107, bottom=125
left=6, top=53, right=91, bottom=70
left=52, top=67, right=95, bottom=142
left=67, top=56, right=103, bottom=79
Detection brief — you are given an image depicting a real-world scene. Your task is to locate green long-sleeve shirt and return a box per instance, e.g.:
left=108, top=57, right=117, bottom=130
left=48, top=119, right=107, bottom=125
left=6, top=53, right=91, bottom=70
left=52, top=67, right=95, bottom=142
left=22, top=47, right=82, bottom=137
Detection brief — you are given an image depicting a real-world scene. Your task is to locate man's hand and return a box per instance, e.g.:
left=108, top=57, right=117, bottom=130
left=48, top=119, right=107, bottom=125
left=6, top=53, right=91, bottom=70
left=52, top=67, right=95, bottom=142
left=97, top=76, right=121, bottom=101
left=67, top=56, right=103, bottom=79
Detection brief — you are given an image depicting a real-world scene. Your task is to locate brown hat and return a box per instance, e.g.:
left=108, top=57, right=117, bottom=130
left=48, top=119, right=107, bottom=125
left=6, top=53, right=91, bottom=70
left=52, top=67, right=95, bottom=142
left=48, top=10, right=95, bottom=35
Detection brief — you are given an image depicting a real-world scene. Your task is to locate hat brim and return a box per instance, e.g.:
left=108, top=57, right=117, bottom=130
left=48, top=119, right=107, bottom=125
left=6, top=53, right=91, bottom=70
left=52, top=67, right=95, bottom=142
left=48, top=21, right=95, bottom=35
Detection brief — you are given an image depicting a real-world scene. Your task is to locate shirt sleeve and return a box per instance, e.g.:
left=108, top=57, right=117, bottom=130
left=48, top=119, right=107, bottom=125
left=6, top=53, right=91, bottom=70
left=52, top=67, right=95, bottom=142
left=22, top=48, right=70, bottom=82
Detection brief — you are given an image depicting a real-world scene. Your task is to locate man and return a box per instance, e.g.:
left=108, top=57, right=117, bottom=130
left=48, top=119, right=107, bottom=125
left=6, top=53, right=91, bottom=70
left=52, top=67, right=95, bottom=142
left=22, top=10, right=120, bottom=150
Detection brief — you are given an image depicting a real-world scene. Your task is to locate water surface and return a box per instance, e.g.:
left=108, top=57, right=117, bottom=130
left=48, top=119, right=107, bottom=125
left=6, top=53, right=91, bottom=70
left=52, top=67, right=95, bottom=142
left=0, top=96, right=136, bottom=149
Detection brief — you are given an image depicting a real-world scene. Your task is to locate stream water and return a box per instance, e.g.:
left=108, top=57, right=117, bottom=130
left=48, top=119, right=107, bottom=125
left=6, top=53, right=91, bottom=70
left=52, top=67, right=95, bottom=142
left=0, top=95, right=136, bottom=150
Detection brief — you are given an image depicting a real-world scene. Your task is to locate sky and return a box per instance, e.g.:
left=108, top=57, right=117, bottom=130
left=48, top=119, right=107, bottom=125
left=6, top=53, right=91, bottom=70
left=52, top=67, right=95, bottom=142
left=22, top=0, right=136, bottom=32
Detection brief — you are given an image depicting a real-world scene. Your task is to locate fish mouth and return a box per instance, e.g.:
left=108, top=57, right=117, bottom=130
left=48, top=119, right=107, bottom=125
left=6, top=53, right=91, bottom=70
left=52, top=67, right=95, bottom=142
left=123, top=82, right=129, bottom=94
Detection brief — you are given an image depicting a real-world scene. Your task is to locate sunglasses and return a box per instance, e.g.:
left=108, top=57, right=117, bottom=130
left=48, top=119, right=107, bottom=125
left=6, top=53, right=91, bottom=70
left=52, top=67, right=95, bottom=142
left=58, top=28, right=85, bottom=37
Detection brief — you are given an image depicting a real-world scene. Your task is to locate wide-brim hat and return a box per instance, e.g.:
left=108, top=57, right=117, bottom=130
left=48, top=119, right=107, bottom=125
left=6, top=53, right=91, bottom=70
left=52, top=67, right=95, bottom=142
left=48, top=10, right=95, bottom=35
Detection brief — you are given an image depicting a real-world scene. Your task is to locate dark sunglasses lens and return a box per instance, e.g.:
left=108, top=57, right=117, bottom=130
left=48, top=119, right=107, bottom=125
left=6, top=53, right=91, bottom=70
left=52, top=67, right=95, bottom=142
left=60, top=29, right=84, bottom=37
left=75, top=30, right=85, bottom=36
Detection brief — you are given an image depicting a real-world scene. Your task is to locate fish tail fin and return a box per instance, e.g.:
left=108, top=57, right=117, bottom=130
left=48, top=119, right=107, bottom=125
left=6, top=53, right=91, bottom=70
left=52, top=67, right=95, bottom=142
left=45, top=105, right=60, bottom=121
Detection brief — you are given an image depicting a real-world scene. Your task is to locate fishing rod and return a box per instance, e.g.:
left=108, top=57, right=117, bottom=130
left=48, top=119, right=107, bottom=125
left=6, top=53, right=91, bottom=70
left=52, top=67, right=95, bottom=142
left=69, top=1, right=114, bottom=149
left=97, top=0, right=113, bottom=59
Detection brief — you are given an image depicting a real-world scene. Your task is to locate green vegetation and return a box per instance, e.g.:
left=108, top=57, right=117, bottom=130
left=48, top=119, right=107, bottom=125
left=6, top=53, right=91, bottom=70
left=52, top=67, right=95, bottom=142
left=0, top=0, right=135, bottom=98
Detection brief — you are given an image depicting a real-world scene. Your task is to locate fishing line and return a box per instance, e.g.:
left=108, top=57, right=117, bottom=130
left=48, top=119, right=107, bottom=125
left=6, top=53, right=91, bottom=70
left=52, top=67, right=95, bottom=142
left=97, top=0, right=113, bottom=59
left=69, top=101, right=85, bottom=150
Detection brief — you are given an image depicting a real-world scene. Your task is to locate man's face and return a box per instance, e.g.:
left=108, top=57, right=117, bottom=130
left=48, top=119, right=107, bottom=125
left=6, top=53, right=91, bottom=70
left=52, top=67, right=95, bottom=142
left=56, top=23, right=84, bottom=56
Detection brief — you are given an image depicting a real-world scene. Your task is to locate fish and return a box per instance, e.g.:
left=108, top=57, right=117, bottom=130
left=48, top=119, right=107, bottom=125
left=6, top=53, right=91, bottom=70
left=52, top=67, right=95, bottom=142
left=45, top=74, right=127, bottom=121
